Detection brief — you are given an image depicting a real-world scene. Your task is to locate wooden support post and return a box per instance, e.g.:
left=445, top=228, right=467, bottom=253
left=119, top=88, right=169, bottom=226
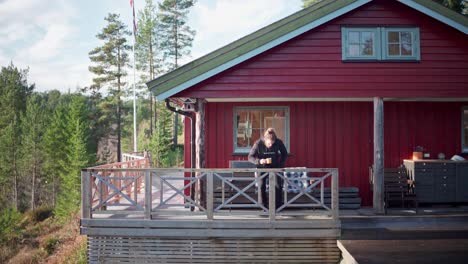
left=81, top=171, right=91, bottom=219
left=373, top=97, right=385, bottom=214
left=196, top=99, right=206, bottom=207
left=145, top=170, right=152, bottom=219
left=331, top=169, right=339, bottom=219
left=207, top=172, right=214, bottom=220
left=269, top=172, right=276, bottom=221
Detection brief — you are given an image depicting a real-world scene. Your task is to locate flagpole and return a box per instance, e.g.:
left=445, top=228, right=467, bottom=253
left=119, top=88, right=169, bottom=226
left=131, top=0, right=137, bottom=153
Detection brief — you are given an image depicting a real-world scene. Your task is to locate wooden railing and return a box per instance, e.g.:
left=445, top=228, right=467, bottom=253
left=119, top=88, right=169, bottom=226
left=81, top=168, right=339, bottom=221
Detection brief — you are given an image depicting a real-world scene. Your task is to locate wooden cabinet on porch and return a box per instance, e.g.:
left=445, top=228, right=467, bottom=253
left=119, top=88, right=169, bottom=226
left=404, top=160, right=468, bottom=203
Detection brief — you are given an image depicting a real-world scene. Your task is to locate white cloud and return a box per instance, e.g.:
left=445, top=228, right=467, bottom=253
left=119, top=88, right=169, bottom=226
left=190, top=0, right=302, bottom=59
left=0, top=0, right=303, bottom=92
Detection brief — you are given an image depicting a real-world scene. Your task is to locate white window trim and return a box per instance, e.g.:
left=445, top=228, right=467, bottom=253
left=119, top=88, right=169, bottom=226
left=342, top=27, right=381, bottom=61
left=233, top=106, right=290, bottom=154
left=463, top=106, right=468, bottom=153
left=381, top=28, right=420, bottom=61
left=342, top=27, right=420, bottom=61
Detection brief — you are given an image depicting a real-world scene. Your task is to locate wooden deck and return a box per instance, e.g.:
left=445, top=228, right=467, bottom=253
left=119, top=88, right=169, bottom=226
left=81, top=167, right=341, bottom=263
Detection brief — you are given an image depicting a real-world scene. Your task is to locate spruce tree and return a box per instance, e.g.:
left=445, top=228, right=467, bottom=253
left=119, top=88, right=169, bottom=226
left=43, top=99, right=69, bottom=207
left=55, top=95, right=90, bottom=220
left=19, top=94, right=46, bottom=211
left=88, top=13, right=131, bottom=162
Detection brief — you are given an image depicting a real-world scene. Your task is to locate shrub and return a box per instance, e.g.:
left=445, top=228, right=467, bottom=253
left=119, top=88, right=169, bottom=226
left=43, top=237, right=60, bottom=255
left=0, top=207, right=22, bottom=242
left=31, top=206, right=54, bottom=223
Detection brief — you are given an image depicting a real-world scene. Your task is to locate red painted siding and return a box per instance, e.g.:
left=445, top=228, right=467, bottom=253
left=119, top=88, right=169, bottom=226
left=198, top=102, right=464, bottom=206
left=177, top=0, right=468, bottom=99
left=180, top=0, right=468, bottom=206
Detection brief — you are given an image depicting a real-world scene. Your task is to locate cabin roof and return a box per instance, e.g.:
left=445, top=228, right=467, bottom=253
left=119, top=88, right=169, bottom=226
left=147, top=0, right=468, bottom=101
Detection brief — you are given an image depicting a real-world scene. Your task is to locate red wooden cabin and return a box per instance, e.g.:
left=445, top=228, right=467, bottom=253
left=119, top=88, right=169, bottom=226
left=147, top=0, right=468, bottom=208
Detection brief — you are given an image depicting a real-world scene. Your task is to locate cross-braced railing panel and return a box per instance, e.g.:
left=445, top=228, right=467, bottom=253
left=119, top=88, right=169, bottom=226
left=82, top=168, right=339, bottom=220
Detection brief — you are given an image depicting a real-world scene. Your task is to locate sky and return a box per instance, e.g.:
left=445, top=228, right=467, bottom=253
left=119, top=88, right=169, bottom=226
left=0, top=0, right=302, bottom=93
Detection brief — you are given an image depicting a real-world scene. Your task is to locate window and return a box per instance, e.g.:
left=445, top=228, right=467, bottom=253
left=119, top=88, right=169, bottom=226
left=233, top=107, right=289, bottom=153
left=463, top=107, right=468, bottom=152
left=342, top=27, right=420, bottom=61
left=382, top=28, right=420, bottom=60
left=342, top=28, right=380, bottom=60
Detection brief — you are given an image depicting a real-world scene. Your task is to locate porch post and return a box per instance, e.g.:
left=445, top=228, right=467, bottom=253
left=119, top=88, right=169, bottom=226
left=373, top=97, right=384, bottom=214
left=196, top=99, right=206, bottom=206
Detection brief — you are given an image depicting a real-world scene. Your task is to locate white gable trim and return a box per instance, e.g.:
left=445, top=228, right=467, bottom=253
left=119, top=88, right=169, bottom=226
left=156, top=0, right=372, bottom=100
left=399, top=0, right=468, bottom=34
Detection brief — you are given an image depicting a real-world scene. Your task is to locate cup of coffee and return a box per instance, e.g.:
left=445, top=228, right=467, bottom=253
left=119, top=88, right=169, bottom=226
left=266, top=158, right=272, bottom=164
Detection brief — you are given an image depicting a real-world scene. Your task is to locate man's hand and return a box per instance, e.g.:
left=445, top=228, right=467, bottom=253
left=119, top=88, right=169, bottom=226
left=259, top=159, right=266, bottom=164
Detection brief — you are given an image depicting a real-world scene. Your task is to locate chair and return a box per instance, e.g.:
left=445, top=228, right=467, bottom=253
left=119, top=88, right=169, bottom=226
left=384, top=167, right=418, bottom=214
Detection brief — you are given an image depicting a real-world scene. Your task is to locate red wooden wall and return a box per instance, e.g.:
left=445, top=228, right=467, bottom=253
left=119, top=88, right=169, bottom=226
left=178, top=0, right=468, bottom=99
left=180, top=0, right=468, bottom=206
left=183, top=101, right=465, bottom=205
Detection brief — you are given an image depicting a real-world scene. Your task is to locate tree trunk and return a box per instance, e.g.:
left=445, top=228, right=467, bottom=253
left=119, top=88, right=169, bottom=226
left=149, top=35, right=154, bottom=136
left=13, top=150, right=19, bottom=210
left=117, top=47, right=122, bottom=162
left=31, top=164, right=36, bottom=211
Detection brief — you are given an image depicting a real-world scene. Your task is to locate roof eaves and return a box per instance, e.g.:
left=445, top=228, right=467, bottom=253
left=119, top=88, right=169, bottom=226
left=399, top=0, right=468, bottom=34
left=149, top=0, right=372, bottom=100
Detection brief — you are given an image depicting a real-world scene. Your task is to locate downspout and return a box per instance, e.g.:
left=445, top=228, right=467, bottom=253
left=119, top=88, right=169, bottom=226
left=165, top=99, right=196, bottom=208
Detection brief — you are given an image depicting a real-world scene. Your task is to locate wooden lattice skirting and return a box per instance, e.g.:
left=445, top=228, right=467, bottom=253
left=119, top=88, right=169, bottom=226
left=87, top=237, right=341, bottom=263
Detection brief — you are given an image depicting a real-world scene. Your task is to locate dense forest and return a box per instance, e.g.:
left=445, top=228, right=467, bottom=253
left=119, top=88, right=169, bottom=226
left=0, top=0, right=195, bottom=262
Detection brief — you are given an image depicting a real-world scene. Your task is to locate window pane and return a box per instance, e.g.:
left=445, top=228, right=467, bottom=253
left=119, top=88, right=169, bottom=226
left=361, top=32, right=374, bottom=56
left=361, top=32, right=373, bottom=44
left=361, top=43, right=373, bottom=56
left=401, top=32, right=412, bottom=44
left=388, top=44, right=400, bottom=56
left=464, top=109, right=468, bottom=150
left=401, top=43, right=412, bottom=55
left=388, top=31, right=400, bottom=43
left=348, top=44, right=360, bottom=56
left=348, top=32, right=359, bottom=44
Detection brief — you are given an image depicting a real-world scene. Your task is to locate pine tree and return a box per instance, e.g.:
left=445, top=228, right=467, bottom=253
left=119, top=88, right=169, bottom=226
left=88, top=13, right=131, bottom=162
left=158, top=0, right=196, bottom=146
left=19, top=94, right=46, bottom=211
left=0, top=63, right=34, bottom=210
left=136, top=0, right=164, bottom=136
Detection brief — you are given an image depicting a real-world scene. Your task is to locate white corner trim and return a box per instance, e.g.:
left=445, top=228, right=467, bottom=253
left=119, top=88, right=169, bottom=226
left=156, top=0, right=372, bottom=100
left=398, top=0, right=468, bottom=34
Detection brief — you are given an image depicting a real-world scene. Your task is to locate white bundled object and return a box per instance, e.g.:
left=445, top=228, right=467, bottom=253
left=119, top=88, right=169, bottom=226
left=451, top=155, right=465, bottom=161
left=284, top=167, right=309, bottom=193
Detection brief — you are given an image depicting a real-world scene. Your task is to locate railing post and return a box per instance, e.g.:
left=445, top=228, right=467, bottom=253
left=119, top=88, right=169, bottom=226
left=81, top=170, right=91, bottom=219
left=331, top=169, right=339, bottom=219
left=269, top=171, right=276, bottom=221
left=207, top=172, right=214, bottom=220
left=145, top=170, right=152, bottom=220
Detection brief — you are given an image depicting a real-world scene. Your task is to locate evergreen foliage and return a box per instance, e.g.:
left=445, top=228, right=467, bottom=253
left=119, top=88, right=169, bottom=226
left=19, top=95, right=46, bottom=211
left=88, top=13, right=132, bottom=162
left=54, top=95, right=90, bottom=220
left=302, top=0, right=322, bottom=8
left=0, top=64, right=34, bottom=210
